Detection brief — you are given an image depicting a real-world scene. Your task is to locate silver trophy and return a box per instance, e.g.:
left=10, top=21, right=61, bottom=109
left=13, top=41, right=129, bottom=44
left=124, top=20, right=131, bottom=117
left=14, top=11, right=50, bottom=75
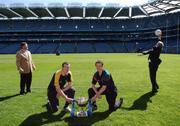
left=71, top=97, right=92, bottom=117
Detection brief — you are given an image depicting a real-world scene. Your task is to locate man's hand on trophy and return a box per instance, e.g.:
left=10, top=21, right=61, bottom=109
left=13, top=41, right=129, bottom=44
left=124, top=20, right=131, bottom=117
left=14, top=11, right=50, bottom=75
left=96, top=92, right=102, bottom=99
left=65, top=97, right=73, bottom=103
left=98, top=95, right=102, bottom=99
left=91, top=95, right=97, bottom=102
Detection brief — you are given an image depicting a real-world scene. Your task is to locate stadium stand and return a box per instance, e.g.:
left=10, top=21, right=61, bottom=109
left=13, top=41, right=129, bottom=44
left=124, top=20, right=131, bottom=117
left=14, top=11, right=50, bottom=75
left=0, top=1, right=179, bottom=54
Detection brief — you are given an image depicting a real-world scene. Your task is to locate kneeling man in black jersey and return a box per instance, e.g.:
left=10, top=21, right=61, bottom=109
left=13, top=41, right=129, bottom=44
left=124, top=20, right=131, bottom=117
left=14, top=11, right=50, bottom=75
left=46, top=62, right=75, bottom=113
left=88, top=60, right=123, bottom=112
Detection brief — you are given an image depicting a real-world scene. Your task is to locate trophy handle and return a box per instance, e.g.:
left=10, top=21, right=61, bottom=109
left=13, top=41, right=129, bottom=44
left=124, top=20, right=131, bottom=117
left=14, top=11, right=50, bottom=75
left=70, top=99, right=75, bottom=117
left=87, top=99, right=92, bottom=116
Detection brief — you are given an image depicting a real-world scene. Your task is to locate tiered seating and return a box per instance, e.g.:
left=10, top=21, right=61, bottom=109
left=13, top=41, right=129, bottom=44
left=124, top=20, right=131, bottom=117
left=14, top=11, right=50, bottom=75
left=76, top=42, right=94, bottom=53
left=166, top=39, right=179, bottom=54
left=94, top=43, right=113, bottom=53
left=0, top=38, right=179, bottom=54
left=35, top=43, right=58, bottom=54
left=0, top=43, right=8, bottom=50
left=28, top=43, right=42, bottom=53
left=0, top=43, right=19, bottom=54
left=57, top=43, right=76, bottom=53
left=111, top=43, right=126, bottom=53
left=123, top=42, right=136, bottom=53
left=0, top=12, right=179, bottom=32
left=137, top=40, right=156, bottom=51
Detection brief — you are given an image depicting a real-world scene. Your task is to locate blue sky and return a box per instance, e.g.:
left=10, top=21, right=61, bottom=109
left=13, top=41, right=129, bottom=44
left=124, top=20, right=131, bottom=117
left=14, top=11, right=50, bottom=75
left=0, top=0, right=152, bottom=6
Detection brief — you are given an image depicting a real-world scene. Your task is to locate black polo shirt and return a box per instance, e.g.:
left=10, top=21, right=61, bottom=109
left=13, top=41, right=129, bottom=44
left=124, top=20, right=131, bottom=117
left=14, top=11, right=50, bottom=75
left=92, top=70, right=117, bottom=92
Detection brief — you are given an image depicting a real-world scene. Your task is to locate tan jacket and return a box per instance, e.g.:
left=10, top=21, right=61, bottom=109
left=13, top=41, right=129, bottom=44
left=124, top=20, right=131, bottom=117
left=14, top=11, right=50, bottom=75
left=16, top=49, right=35, bottom=74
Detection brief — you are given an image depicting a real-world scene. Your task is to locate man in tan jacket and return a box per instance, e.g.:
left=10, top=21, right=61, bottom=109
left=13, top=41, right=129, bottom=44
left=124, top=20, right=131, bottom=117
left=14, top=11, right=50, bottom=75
left=16, top=42, right=36, bottom=95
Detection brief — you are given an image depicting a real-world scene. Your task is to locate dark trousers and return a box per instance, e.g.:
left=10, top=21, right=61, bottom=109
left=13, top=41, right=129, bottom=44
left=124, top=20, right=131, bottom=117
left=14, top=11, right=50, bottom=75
left=20, top=72, right=32, bottom=93
left=149, top=62, right=159, bottom=91
left=47, top=88, right=75, bottom=112
left=88, top=87, right=117, bottom=111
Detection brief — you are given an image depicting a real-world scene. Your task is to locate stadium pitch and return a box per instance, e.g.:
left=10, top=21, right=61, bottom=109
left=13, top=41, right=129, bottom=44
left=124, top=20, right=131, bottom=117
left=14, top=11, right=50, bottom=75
left=0, top=53, right=179, bottom=126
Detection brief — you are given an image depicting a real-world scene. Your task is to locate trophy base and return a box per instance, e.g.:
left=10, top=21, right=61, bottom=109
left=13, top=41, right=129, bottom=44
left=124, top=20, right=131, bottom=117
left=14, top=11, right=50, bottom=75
left=77, top=111, right=88, bottom=117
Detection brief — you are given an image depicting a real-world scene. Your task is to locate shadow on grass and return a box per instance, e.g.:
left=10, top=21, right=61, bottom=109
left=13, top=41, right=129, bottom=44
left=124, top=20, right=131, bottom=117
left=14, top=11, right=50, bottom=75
left=0, top=93, right=20, bottom=102
left=64, top=110, right=112, bottom=126
left=122, top=91, right=156, bottom=111
left=19, top=110, right=112, bottom=126
left=19, top=111, right=66, bottom=126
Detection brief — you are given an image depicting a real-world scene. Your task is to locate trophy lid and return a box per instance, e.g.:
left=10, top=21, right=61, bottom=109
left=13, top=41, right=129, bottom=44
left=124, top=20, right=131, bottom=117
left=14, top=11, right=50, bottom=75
left=76, top=97, right=88, bottom=107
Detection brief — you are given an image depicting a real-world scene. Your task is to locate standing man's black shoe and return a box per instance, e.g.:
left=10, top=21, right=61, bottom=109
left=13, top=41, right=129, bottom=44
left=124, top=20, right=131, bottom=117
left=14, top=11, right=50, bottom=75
left=152, top=89, right=158, bottom=93
left=26, top=89, right=31, bottom=93
left=156, top=84, right=159, bottom=89
left=20, top=91, right=25, bottom=95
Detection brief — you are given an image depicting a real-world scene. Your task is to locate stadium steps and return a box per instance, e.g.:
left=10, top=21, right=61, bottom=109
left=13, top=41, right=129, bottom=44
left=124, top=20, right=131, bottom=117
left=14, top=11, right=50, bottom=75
left=92, top=43, right=96, bottom=53
left=74, top=42, right=78, bottom=53
left=55, top=43, right=61, bottom=53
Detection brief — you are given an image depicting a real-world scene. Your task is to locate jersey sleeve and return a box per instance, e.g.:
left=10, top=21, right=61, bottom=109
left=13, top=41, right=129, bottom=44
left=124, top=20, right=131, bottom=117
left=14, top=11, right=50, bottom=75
left=67, top=71, right=73, bottom=82
left=102, top=72, right=111, bottom=86
left=142, top=48, right=153, bottom=55
left=54, top=70, right=61, bottom=87
left=92, top=73, right=97, bottom=85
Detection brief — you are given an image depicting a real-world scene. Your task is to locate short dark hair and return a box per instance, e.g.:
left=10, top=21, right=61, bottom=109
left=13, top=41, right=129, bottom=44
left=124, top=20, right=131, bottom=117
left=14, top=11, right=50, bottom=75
left=95, top=60, right=104, bottom=66
left=62, top=62, right=70, bottom=67
left=20, top=42, right=27, bottom=48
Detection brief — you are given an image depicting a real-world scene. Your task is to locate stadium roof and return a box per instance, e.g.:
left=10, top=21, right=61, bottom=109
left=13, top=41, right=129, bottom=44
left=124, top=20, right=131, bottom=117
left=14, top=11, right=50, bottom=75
left=0, top=0, right=179, bottom=20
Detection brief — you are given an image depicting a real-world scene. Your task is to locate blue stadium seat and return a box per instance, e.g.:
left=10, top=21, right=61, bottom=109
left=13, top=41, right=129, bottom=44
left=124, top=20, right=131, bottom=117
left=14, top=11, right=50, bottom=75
left=94, top=42, right=113, bottom=53
left=76, top=42, right=94, bottom=53
left=57, top=43, right=76, bottom=53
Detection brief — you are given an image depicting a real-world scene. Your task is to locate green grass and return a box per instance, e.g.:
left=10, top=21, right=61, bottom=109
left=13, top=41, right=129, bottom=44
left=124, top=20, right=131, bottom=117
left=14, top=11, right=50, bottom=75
left=0, top=53, right=179, bottom=126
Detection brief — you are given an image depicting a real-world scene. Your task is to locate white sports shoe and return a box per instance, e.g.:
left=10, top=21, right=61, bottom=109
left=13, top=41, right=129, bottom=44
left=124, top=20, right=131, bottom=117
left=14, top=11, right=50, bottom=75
left=62, top=106, right=72, bottom=113
left=114, top=98, right=123, bottom=109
